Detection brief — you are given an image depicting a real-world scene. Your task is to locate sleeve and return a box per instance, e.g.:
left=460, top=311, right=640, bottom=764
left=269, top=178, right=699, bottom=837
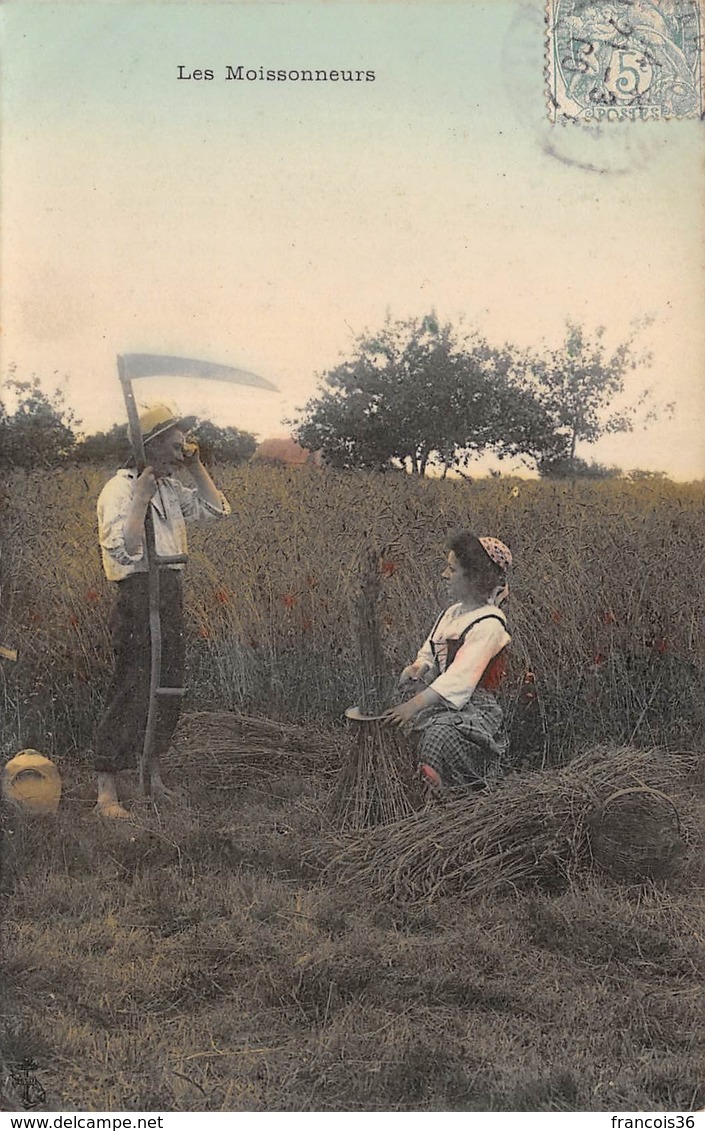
left=412, top=612, right=444, bottom=676
left=97, top=477, right=145, bottom=567
left=173, top=482, right=232, bottom=522
left=429, top=617, right=510, bottom=710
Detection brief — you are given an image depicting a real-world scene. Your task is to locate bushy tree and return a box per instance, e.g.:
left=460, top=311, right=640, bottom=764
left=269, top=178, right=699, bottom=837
left=526, top=320, right=668, bottom=471
left=75, top=423, right=130, bottom=464
left=292, top=314, right=555, bottom=476
left=0, top=374, right=80, bottom=469
left=75, top=418, right=257, bottom=466
left=626, top=468, right=668, bottom=482
left=538, top=456, right=620, bottom=479
left=189, top=420, right=256, bottom=466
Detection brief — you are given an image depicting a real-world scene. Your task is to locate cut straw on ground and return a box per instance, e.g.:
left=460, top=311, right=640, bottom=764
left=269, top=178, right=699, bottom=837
left=327, top=745, right=700, bottom=903
left=167, top=710, right=342, bottom=785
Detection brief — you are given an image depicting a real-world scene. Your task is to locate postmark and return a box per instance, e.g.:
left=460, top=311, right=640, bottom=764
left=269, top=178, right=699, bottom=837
left=503, top=3, right=659, bottom=174
left=547, top=0, right=704, bottom=123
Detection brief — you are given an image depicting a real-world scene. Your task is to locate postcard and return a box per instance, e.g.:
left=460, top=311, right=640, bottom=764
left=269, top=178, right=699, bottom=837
left=1, top=0, right=703, bottom=1118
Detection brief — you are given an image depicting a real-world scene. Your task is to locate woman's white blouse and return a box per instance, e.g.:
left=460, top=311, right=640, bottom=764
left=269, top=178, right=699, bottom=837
left=414, top=602, right=510, bottom=710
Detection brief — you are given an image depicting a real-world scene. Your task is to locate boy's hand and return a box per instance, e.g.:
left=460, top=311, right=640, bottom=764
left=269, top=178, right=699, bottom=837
left=136, top=466, right=159, bottom=501
left=182, top=439, right=201, bottom=467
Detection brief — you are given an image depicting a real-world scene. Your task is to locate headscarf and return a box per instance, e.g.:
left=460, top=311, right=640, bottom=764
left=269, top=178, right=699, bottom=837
left=479, top=536, right=512, bottom=606
left=479, top=536, right=512, bottom=573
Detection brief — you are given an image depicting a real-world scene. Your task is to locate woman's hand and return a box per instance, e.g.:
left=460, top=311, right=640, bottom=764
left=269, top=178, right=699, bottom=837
left=398, top=661, right=430, bottom=687
left=384, top=683, right=442, bottom=728
left=383, top=699, right=422, bottom=728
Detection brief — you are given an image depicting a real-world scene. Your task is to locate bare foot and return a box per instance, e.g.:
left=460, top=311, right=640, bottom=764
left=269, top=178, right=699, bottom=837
left=419, top=763, right=443, bottom=789
left=94, top=800, right=131, bottom=820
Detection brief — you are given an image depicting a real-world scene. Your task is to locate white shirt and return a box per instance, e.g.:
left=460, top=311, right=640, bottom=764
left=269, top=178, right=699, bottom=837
left=97, top=468, right=231, bottom=581
left=414, top=602, right=510, bottom=710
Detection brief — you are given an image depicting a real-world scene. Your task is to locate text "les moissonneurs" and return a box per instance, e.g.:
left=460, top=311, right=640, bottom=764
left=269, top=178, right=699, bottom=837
left=178, top=65, right=376, bottom=82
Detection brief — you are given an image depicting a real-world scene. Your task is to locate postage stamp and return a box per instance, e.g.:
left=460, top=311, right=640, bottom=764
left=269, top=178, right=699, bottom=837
left=546, top=0, right=704, bottom=122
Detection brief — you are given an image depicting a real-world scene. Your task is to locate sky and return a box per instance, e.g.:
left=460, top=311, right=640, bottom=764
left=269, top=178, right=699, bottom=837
left=2, top=0, right=704, bottom=477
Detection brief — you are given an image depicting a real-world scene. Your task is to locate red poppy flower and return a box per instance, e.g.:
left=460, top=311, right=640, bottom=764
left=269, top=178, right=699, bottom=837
left=69, top=615, right=80, bottom=628
left=215, top=589, right=230, bottom=605
left=551, top=610, right=563, bottom=624
left=593, top=653, right=607, bottom=666
left=198, top=625, right=211, bottom=639
left=652, top=637, right=668, bottom=655
left=84, top=590, right=101, bottom=605
left=380, top=560, right=397, bottom=578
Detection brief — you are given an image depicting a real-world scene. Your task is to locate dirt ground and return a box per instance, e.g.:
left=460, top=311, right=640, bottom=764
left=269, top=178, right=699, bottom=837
left=2, top=721, right=703, bottom=1113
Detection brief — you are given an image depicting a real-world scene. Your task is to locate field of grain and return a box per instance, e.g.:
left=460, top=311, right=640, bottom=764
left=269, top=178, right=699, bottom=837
left=1, top=466, right=704, bottom=1112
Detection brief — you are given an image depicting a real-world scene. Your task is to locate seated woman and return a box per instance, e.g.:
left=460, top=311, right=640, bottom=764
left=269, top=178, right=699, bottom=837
left=383, top=532, right=512, bottom=789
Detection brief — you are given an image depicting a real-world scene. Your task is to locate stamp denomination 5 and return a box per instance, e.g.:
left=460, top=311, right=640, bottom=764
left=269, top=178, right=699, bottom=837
left=547, top=0, right=704, bottom=122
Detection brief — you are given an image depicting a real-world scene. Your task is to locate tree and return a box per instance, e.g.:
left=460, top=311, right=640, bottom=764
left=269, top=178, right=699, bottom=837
left=539, top=456, right=620, bottom=479
left=75, top=423, right=131, bottom=464
left=189, top=421, right=256, bottom=465
left=291, top=314, right=555, bottom=476
left=625, top=468, right=668, bottom=481
left=75, top=418, right=257, bottom=466
left=526, top=320, right=668, bottom=473
left=0, top=373, right=81, bottom=469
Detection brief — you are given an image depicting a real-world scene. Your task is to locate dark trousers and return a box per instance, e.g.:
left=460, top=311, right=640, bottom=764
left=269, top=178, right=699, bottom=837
left=94, top=571, right=185, bottom=774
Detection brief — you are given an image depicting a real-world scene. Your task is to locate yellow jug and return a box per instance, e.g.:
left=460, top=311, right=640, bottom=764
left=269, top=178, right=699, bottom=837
left=2, top=750, right=62, bottom=815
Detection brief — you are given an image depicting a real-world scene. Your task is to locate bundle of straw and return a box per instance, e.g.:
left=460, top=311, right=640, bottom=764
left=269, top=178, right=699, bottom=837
left=328, top=720, right=420, bottom=829
left=167, top=710, right=341, bottom=786
left=329, top=745, right=697, bottom=901
left=328, top=548, right=421, bottom=830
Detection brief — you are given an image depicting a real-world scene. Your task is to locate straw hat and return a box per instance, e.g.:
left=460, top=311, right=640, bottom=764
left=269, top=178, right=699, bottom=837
left=128, top=404, right=195, bottom=446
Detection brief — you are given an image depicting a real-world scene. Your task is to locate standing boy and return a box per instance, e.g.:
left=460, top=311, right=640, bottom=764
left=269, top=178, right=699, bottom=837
left=94, top=404, right=231, bottom=818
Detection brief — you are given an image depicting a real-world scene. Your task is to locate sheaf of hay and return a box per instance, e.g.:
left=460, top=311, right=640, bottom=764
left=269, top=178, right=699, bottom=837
left=327, top=720, right=422, bottom=831
left=327, top=546, right=422, bottom=831
left=327, top=745, right=700, bottom=902
left=167, top=710, right=342, bottom=785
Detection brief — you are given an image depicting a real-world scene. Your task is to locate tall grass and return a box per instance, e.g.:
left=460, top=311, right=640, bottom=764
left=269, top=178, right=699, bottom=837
left=2, top=464, right=704, bottom=761
left=2, top=466, right=704, bottom=1113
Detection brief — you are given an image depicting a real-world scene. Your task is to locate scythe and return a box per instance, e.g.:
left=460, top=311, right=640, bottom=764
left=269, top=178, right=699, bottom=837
left=117, top=353, right=278, bottom=797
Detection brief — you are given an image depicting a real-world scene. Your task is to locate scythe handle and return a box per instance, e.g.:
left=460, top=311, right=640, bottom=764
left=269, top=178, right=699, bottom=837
left=117, top=355, right=159, bottom=797
left=141, top=509, right=161, bottom=798
left=118, top=358, right=148, bottom=473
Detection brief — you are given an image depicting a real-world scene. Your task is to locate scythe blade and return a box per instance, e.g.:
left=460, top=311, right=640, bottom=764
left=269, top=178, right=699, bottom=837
left=118, top=352, right=278, bottom=392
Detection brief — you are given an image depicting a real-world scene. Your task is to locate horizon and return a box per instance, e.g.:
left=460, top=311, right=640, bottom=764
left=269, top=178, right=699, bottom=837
left=2, top=1, right=703, bottom=478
